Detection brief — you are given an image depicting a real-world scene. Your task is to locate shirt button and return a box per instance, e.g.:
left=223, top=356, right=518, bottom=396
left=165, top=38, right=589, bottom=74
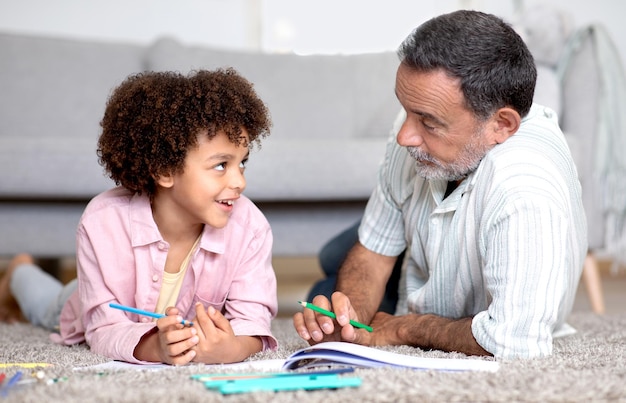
left=141, top=317, right=149, bottom=323
left=152, top=275, right=159, bottom=282
left=158, top=242, right=167, bottom=250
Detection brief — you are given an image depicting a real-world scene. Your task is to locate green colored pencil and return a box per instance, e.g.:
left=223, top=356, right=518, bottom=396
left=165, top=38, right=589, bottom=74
left=298, top=301, right=373, bottom=332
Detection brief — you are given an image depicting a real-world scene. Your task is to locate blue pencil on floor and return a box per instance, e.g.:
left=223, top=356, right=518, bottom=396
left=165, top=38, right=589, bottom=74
left=0, top=371, right=23, bottom=397
left=108, top=303, right=193, bottom=326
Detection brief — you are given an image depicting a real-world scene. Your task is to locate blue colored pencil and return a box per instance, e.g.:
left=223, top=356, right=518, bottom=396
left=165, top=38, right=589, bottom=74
left=0, top=371, right=23, bottom=397
left=109, top=303, right=193, bottom=326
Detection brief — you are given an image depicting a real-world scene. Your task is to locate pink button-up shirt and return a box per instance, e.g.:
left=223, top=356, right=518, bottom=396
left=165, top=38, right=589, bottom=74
left=52, top=187, right=277, bottom=364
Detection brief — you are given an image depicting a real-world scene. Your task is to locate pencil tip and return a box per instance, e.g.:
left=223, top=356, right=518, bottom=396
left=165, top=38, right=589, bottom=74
left=297, top=301, right=306, bottom=306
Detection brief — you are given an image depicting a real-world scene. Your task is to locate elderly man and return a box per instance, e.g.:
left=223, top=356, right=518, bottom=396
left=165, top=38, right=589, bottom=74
left=293, top=10, right=587, bottom=359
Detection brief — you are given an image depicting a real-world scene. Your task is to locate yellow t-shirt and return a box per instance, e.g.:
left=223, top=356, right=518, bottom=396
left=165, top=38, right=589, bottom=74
left=154, top=235, right=201, bottom=315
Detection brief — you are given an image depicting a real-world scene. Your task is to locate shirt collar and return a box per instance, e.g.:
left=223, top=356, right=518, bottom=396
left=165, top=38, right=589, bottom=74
left=198, top=224, right=226, bottom=254
left=129, top=193, right=162, bottom=247
left=430, top=175, right=475, bottom=213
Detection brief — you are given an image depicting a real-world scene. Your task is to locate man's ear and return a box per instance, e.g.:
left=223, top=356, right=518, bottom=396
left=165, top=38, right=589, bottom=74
left=488, top=107, right=521, bottom=144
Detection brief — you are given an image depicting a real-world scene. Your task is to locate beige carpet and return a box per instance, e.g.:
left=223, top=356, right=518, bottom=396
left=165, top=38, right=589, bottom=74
left=1, top=313, right=625, bottom=402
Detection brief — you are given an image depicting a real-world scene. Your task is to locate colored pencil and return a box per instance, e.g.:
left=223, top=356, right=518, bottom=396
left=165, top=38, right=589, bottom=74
left=109, top=303, right=193, bottom=326
left=0, top=371, right=23, bottom=397
left=298, top=301, right=373, bottom=332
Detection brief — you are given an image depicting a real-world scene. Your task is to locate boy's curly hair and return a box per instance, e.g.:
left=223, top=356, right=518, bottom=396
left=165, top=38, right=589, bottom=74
left=97, top=68, right=272, bottom=197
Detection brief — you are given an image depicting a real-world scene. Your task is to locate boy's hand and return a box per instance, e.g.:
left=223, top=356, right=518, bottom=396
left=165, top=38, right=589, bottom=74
left=190, top=302, right=240, bottom=363
left=152, top=306, right=199, bottom=365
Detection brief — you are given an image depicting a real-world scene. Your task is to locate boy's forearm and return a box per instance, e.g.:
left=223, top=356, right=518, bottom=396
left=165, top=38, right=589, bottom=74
left=133, top=328, right=161, bottom=362
left=232, top=335, right=263, bottom=362
left=193, top=335, right=263, bottom=364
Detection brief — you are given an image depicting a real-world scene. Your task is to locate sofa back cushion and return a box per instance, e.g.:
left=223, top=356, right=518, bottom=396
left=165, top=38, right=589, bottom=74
left=146, top=37, right=400, bottom=141
left=0, top=33, right=145, bottom=198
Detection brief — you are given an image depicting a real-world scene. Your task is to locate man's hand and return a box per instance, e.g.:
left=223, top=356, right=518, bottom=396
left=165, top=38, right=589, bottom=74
left=293, top=242, right=397, bottom=345
left=293, top=299, right=406, bottom=347
left=293, top=292, right=370, bottom=344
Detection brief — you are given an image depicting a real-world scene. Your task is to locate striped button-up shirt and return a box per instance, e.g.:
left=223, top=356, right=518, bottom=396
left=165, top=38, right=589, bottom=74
left=359, top=104, right=587, bottom=358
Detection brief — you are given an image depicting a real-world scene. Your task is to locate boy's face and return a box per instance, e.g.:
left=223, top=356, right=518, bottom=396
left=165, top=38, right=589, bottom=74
left=156, top=130, right=250, bottom=230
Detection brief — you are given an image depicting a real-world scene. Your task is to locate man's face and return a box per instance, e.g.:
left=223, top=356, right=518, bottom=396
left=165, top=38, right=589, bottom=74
left=394, top=64, right=496, bottom=181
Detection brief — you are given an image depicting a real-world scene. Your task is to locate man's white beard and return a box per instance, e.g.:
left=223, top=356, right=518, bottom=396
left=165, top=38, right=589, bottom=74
left=406, top=133, right=493, bottom=181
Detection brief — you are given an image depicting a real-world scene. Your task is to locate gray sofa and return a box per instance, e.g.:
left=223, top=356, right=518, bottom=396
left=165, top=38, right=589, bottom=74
left=1, top=7, right=620, bottom=277
left=0, top=32, right=399, bottom=259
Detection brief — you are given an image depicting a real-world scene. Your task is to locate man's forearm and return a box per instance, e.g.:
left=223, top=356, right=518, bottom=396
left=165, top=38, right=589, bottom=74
left=395, top=313, right=492, bottom=356
left=336, top=242, right=396, bottom=323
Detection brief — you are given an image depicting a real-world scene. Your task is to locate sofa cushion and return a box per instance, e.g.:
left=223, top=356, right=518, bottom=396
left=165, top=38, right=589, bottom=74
left=146, top=37, right=401, bottom=141
left=245, top=137, right=388, bottom=201
left=0, top=33, right=145, bottom=198
left=0, top=137, right=111, bottom=198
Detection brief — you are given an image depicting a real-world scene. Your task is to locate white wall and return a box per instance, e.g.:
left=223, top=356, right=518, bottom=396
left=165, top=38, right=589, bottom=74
left=0, top=0, right=624, bottom=63
left=0, top=0, right=261, bottom=49
left=259, top=0, right=517, bottom=54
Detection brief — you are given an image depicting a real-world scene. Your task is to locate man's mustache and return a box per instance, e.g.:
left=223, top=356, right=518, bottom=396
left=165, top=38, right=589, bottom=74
left=407, top=147, right=439, bottom=165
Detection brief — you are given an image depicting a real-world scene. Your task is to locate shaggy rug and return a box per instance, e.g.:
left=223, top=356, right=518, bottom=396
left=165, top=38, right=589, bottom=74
left=1, top=313, right=625, bottom=402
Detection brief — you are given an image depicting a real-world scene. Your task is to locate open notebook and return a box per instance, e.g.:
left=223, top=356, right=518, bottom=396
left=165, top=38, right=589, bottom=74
left=281, top=342, right=499, bottom=372
left=77, top=341, right=498, bottom=373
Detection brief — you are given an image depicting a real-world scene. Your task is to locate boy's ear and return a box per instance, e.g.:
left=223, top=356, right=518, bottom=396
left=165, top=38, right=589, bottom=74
left=488, top=107, right=521, bottom=144
left=156, top=173, right=174, bottom=188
